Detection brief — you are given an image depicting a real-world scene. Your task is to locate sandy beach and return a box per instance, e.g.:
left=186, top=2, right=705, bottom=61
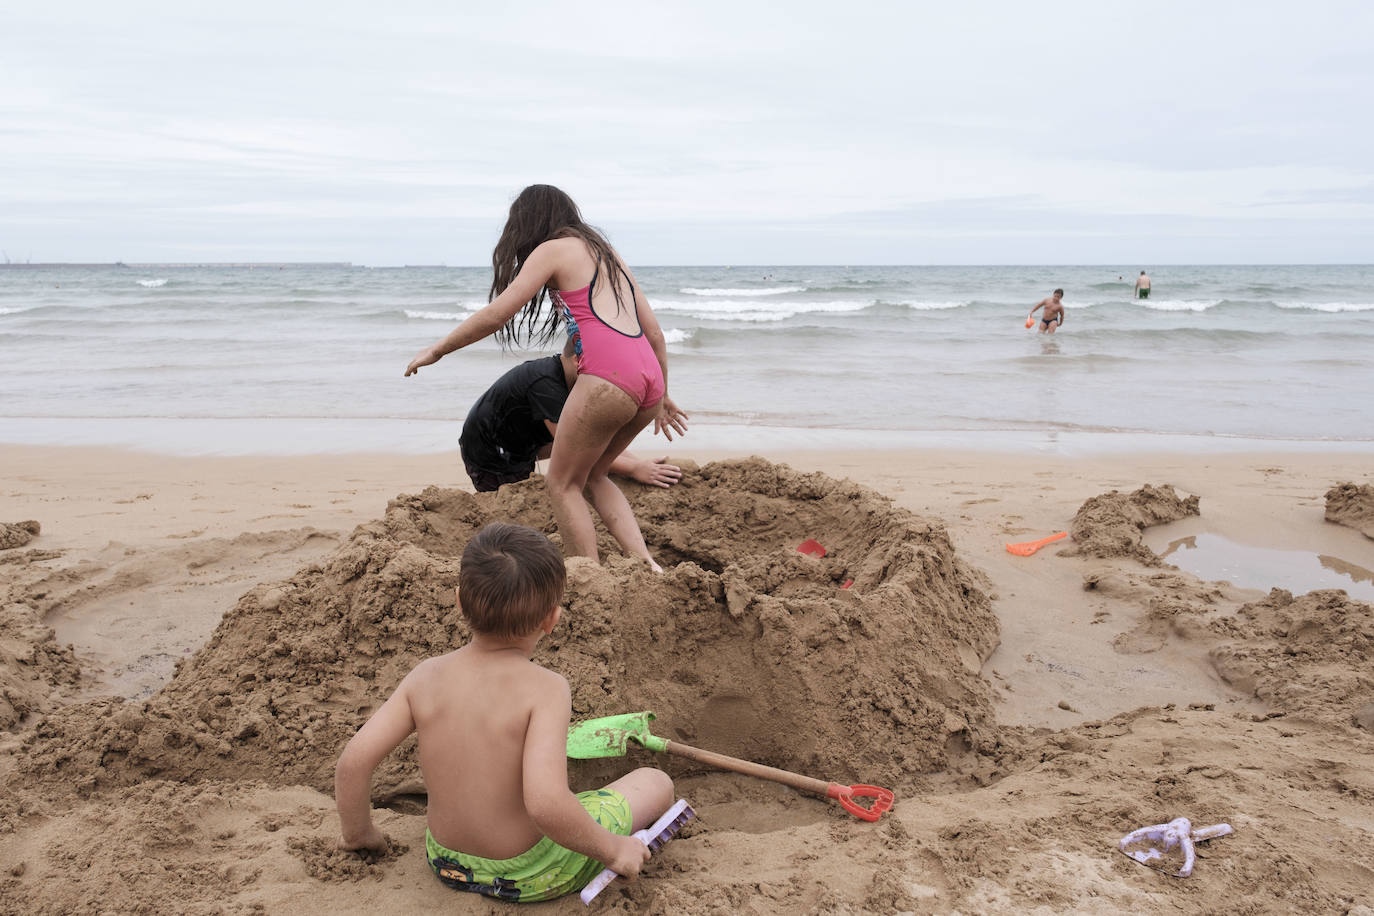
left=2, top=442, right=1372, bottom=914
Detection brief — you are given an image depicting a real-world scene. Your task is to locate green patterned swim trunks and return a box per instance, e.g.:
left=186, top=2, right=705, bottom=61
left=425, top=788, right=633, bottom=902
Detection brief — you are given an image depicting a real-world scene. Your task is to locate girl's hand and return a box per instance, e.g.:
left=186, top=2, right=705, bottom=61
left=405, top=347, right=442, bottom=377
left=654, top=396, right=688, bottom=441
left=337, top=824, right=388, bottom=855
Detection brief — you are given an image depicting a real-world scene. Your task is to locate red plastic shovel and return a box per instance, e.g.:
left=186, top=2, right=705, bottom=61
left=1005, top=531, right=1068, bottom=556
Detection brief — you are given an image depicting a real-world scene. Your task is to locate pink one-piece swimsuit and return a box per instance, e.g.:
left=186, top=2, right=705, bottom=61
left=550, top=266, right=665, bottom=409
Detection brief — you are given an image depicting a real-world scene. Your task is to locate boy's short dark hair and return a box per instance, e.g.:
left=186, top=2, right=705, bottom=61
left=459, top=523, right=565, bottom=638
left=1054, top=288, right=1064, bottom=296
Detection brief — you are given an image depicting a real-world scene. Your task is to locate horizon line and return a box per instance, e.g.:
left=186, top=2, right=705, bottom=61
left=3, top=261, right=1373, bottom=269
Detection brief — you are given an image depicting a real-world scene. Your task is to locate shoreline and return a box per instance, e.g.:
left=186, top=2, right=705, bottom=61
left=4, top=417, right=1374, bottom=457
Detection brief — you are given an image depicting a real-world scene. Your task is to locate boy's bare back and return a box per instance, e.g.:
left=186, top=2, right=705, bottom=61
left=405, top=644, right=569, bottom=859
left=334, top=522, right=672, bottom=900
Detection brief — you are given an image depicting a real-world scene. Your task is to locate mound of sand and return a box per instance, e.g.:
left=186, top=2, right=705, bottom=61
left=1325, top=481, right=1374, bottom=540
left=1065, top=484, right=1199, bottom=564
left=9, top=459, right=1000, bottom=811
left=1209, top=588, right=1374, bottom=726
left=0, top=602, right=80, bottom=731
left=0, top=520, right=40, bottom=550
left=5, top=465, right=1374, bottom=914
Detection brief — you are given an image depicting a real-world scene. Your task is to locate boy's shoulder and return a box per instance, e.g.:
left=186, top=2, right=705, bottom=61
left=419, top=645, right=567, bottom=689
left=526, top=659, right=570, bottom=690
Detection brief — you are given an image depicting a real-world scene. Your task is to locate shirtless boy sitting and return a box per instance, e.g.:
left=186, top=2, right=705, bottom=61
left=334, top=522, right=674, bottom=902
left=1029, top=289, right=1066, bottom=334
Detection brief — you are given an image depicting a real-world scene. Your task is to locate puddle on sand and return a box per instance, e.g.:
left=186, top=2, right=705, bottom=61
left=1157, top=533, right=1374, bottom=601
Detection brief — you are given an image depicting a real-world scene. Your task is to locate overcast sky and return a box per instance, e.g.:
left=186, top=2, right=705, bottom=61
left=3, top=1, right=1372, bottom=265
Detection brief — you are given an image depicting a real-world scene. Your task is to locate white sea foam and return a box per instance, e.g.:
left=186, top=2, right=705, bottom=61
left=0, top=307, right=31, bottom=316
left=405, top=309, right=470, bottom=321
left=900, top=300, right=966, bottom=311
left=1276, top=301, right=1374, bottom=312
left=1134, top=299, right=1223, bottom=312
left=657, top=298, right=872, bottom=321
left=661, top=328, right=694, bottom=344
left=137, top=278, right=169, bottom=288
left=680, top=286, right=805, bottom=297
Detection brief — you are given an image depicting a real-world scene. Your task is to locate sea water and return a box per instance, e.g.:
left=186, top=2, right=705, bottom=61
left=2, top=264, right=1372, bottom=454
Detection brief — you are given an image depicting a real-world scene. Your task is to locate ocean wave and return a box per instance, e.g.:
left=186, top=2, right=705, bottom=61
left=656, top=298, right=873, bottom=321
left=137, top=278, right=169, bottom=288
left=894, top=300, right=967, bottom=311
left=1275, top=300, right=1374, bottom=312
left=404, top=309, right=471, bottom=321
left=661, top=328, right=694, bottom=344
left=0, top=306, right=36, bottom=316
left=679, top=286, right=805, bottom=297
left=1131, top=299, right=1224, bottom=312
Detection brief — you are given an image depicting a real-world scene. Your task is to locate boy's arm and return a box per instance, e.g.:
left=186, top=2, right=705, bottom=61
left=610, top=451, right=683, bottom=488
left=335, top=673, right=419, bottom=851
left=522, top=675, right=651, bottom=878
left=542, top=418, right=682, bottom=487
left=1028, top=301, right=1044, bottom=317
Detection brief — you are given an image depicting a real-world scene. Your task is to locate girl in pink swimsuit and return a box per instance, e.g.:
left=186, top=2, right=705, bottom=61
left=405, top=185, right=686, bottom=571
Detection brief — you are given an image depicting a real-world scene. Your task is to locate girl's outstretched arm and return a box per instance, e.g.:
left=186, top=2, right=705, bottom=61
left=405, top=243, right=562, bottom=376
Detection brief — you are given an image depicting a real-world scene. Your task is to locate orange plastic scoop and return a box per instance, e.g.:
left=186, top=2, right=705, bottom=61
left=1025, top=316, right=1034, bottom=329
left=1005, top=531, right=1067, bottom=556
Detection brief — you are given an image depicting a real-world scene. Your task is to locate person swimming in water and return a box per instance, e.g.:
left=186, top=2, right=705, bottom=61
left=1028, top=289, right=1066, bottom=334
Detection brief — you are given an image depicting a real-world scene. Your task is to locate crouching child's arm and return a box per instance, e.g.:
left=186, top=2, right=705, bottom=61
left=522, top=674, right=651, bottom=879
left=335, top=672, right=418, bottom=853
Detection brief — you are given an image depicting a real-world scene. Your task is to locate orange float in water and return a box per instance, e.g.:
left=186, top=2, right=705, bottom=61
left=1006, top=531, right=1068, bottom=556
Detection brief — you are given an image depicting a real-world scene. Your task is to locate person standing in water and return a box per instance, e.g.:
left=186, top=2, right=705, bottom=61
left=1134, top=270, right=1151, bottom=299
left=406, top=185, right=683, bottom=571
left=1028, top=288, right=1066, bottom=334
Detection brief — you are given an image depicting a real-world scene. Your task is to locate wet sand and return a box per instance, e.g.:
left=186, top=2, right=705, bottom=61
left=2, top=444, right=1372, bottom=913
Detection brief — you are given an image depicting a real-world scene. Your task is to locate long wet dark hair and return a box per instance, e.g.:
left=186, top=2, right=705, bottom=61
left=490, top=184, right=627, bottom=348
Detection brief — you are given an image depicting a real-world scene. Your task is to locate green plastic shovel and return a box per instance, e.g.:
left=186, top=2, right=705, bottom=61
left=566, top=711, right=894, bottom=822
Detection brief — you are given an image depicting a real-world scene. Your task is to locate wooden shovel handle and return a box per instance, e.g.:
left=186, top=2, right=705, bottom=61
left=663, top=740, right=833, bottom=796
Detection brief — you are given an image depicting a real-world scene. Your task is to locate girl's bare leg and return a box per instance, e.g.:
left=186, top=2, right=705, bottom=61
left=545, top=377, right=637, bottom=561
left=584, top=401, right=661, bottom=569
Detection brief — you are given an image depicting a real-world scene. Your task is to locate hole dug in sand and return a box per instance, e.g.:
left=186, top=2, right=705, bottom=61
left=13, top=458, right=1002, bottom=809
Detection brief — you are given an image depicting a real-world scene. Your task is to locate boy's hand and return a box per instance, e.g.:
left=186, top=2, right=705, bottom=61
left=604, top=834, right=651, bottom=881
left=631, top=456, right=682, bottom=489
left=338, top=824, right=389, bottom=855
